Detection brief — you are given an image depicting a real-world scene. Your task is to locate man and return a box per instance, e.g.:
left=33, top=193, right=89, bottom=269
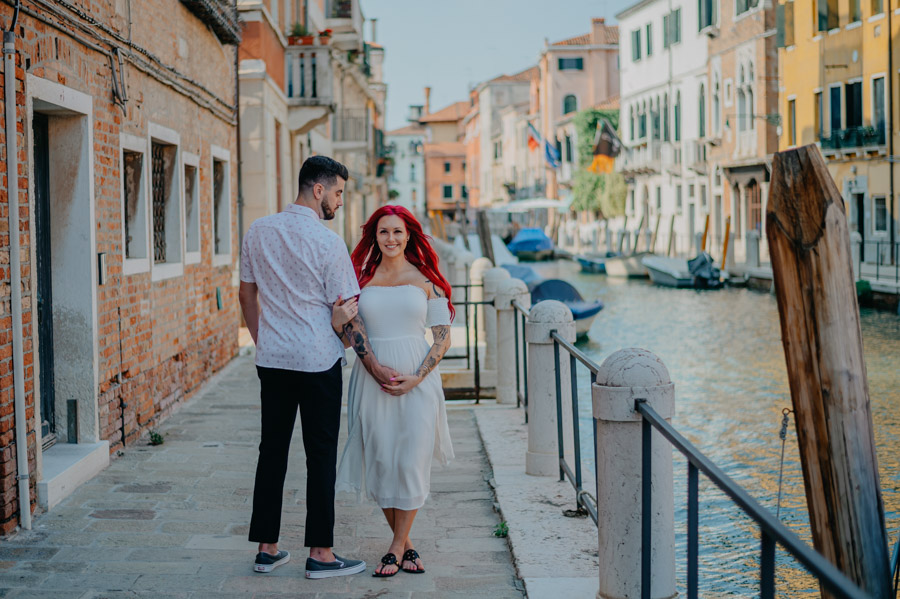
left=239, top=156, right=395, bottom=578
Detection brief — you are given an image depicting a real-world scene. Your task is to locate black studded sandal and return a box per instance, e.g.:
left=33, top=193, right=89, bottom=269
left=372, top=553, right=399, bottom=578
left=401, top=548, right=425, bottom=574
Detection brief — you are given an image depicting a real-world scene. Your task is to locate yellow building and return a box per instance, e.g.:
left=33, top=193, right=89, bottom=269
left=777, top=0, right=898, bottom=265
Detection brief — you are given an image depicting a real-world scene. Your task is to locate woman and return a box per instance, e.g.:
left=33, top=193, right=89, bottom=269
left=334, top=205, right=455, bottom=577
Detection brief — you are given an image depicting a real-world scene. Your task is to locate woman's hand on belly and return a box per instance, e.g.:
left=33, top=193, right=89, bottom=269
left=381, top=374, right=423, bottom=396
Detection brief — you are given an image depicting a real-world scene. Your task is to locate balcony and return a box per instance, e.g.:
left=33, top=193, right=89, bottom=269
left=334, top=109, right=369, bottom=144
left=285, top=46, right=333, bottom=106
left=327, top=0, right=363, bottom=50
left=687, top=139, right=708, bottom=174
left=617, top=141, right=662, bottom=176
left=821, top=126, right=886, bottom=153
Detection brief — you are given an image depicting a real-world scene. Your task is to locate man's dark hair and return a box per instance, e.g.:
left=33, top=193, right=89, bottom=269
left=297, top=156, right=349, bottom=194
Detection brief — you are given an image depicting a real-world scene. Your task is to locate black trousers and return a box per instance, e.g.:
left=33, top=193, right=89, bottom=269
left=248, top=360, right=342, bottom=547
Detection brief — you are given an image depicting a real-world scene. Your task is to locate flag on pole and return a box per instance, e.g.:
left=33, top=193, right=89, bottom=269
left=526, top=122, right=541, bottom=151
left=544, top=138, right=561, bottom=169
left=588, top=118, right=622, bottom=174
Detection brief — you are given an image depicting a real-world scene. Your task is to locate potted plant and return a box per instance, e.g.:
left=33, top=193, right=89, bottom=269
left=318, top=28, right=333, bottom=45
left=288, top=22, right=314, bottom=46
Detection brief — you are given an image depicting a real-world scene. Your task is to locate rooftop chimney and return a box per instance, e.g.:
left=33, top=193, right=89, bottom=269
left=371, top=18, right=377, bottom=43
left=593, top=17, right=606, bottom=24
left=424, top=86, right=431, bottom=115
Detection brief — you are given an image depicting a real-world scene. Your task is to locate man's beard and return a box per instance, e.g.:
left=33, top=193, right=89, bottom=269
left=321, top=198, right=335, bottom=220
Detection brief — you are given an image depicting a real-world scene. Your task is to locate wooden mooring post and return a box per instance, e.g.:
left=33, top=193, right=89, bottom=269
left=767, top=145, right=892, bottom=598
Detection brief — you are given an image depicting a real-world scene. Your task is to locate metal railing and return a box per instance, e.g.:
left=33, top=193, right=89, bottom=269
left=446, top=283, right=489, bottom=403
left=857, top=240, right=900, bottom=284
left=821, top=126, right=887, bottom=150
left=550, top=330, right=599, bottom=525
left=512, top=299, right=529, bottom=420
left=634, top=399, right=875, bottom=599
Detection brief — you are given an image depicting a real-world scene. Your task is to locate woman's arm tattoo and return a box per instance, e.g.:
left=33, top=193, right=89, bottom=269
left=415, top=324, right=451, bottom=379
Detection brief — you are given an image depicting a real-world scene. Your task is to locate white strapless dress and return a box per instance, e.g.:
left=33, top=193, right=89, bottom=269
left=336, top=285, right=454, bottom=510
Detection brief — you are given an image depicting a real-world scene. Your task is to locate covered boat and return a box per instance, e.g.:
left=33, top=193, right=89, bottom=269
left=530, top=279, right=604, bottom=338
left=507, top=228, right=554, bottom=261
left=500, top=264, right=543, bottom=291
left=575, top=254, right=606, bottom=274
left=604, top=252, right=651, bottom=278
left=641, top=253, right=723, bottom=289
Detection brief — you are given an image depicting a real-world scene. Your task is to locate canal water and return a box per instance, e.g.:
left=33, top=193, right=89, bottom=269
left=528, top=259, right=900, bottom=597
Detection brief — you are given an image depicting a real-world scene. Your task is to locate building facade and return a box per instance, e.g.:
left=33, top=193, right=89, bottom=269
left=617, top=0, right=710, bottom=256
left=238, top=0, right=389, bottom=248
left=1, top=0, right=241, bottom=533
left=776, top=0, right=897, bottom=267
left=386, top=106, right=426, bottom=218
left=421, top=100, right=470, bottom=217
left=706, top=0, right=779, bottom=266
left=540, top=18, right=620, bottom=203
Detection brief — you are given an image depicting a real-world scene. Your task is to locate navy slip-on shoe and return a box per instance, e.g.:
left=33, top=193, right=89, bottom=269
left=305, top=554, right=366, bottom=579
left=253, top=550, right=290, bottom=573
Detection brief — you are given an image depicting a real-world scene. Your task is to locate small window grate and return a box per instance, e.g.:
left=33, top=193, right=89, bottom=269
left=213, top=159, right=225, bottom=255
left=152, top=143, right=167, bottom=263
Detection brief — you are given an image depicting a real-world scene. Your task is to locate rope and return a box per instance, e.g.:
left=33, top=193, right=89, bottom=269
left=776, top=407, right=793, bottom=519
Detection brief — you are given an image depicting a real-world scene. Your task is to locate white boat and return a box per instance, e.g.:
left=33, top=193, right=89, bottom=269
left=641, top=256, right=694, bottom=288
left=604, top=252, right=651, bottom=278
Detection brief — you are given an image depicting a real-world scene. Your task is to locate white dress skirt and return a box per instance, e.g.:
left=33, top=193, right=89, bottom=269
left=336, top=285, right=454, bottom=510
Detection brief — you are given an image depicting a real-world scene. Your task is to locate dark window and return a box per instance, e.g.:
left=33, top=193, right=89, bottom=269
left=632, top=29, right=642, bottom=61
left=123, top=150, right=144, bottom=259
left=788, top=98, right=796, bottom=145
left=849, top=0, right=861, bottom=22
left=152, top=142, right=168, bottom=263
left=565, top=136, right=573, bottom=163
left=213, top=158, right=227, bottom=255
left=563, top=95, right=578, bottom=114
left=815, top=91, right=823, bottom=140
left=444, top=161, right=451, bottom=173
left=829, top=87, right=841, bottom=132
left=874, top=196, right=887, bottom=232
left=699, top=0, right=715, bottom=29
left=676, top=185, right=683, bottom=211
left=699, top=84, right=706, bottom=138
left=443, top=185, right=453, bottom=199
left=736, top=0, right=760, bottom=16
left=646, top=24, right=653, bottom=55
left=663, top=95, right=670, bottom=141
left=461, top=185, right=468, bottom=199
left=845, top=81, right=862, bottom=128
left=674, top=93, right=681, bottom=141
left=748, top=181, right=762, bottom=232
left=184, top=164, right=199, bottom=254
left=873, top=77, right=886, bottom=141
left=656, top=187, right=662, bottom=210
left=630, top=107, right=635, bottom=140
left=777, top=0, right=795, bottom=47
left=558, top=57, right=584, bottom=70
left=817, top=0, right=839, bottom=31
left=872, top=0, right=884, bottom=14
left=664, top=9, right=682, bottom=46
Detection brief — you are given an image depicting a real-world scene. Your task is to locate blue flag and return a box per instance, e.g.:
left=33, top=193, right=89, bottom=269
left=544, top=139, right=561, bottom=169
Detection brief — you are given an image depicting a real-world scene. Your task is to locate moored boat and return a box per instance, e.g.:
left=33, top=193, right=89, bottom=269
left=507, top=228, right=554, bottom=261
left=530, top=279, right=604, bottom=339
left=641, top=256, right=694, bottom=288
left=604, top=252, right=651, bottom=278
left=575, top=254, right=606, bottom=274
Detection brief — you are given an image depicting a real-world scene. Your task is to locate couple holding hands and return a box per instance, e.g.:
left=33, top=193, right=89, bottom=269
left=239, top=156, right=454, bottom=580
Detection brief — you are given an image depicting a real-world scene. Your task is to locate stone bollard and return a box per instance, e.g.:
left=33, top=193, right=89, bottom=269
left=494, top=277, right=530, bottom=405
left=746, top=230, right=760, bottom=268
left=850, top=232, right=862, bottom=281
left=592, top=227, right=600, bottom=253
left=605, top=226, right=614, bottom=253
left=593, top=349, right=676, bottom=599
left=525, top=300, right=575, bottom=476
left=469, top=257, right=493, bottom=339
left=482, top=267, right=509, bottom=372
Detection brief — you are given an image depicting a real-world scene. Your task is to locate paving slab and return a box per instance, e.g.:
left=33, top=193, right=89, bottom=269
left=1, top=354, right=523, bottom=598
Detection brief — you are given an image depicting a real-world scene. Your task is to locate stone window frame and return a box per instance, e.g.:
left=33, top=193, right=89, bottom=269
left=120, top=133, right=151, bottom=276
left=148, top=122, right=184, bottom=282
left=210, top=144, right=233, bottom=268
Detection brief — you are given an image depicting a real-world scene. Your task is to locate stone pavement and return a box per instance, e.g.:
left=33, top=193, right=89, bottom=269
left=0, top=355, right=525, bottom=598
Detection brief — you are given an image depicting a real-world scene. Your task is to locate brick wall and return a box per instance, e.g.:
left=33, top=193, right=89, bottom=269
left=0, top=0, right=240, bottom=535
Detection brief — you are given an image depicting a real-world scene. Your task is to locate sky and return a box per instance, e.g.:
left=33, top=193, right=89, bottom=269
left=362, top=0, right=633, bottom=131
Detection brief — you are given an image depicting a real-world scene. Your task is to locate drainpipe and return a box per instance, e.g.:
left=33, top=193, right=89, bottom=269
left=234, top=0, right=244, bottom=248
left=888, top=2, right=895, bottom=258
left=4, top=7, right=33, bottom=531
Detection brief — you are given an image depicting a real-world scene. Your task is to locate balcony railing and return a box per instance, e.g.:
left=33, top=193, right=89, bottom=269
left=687, top=139, right=707, bottom=174
left=334, top=109, right=369, bottom=143
left=285, top=46, right=333, bottom=106
left=821, top=126, right=886, bottom=150
left=618, top=142, right=662, bottom=175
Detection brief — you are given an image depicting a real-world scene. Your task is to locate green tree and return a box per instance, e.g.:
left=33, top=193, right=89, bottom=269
left=570, top=108, right=626, bottom=217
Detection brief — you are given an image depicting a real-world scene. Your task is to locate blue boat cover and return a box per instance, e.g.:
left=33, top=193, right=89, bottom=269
left=507, top=228, right=554, bottom=254
left=500, top=264, right=543, bottom=289
left=530, top=279, right=604, bottom=320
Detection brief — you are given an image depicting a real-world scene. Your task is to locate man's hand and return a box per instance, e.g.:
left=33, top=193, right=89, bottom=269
left=331, top=295, right=358, bottom=334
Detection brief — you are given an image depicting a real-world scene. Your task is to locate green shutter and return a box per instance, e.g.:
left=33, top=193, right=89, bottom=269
left=776, top=3, right=785, bottom=48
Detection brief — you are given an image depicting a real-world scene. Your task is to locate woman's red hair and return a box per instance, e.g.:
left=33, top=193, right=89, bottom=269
left=351, top=205, right=454, bottom=321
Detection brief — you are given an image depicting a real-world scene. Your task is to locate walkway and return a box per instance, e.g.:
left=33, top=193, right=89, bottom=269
left=0, top=355, right=524, bottom=598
